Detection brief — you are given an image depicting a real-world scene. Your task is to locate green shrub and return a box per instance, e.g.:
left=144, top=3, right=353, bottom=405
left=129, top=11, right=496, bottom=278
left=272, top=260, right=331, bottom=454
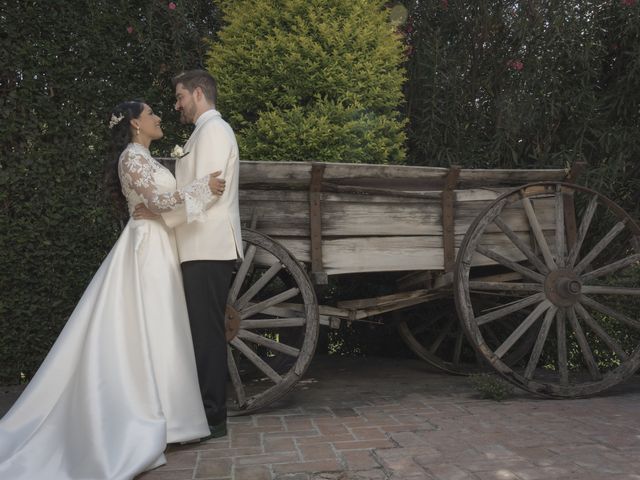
left=207, top=0, right=407, bottom=163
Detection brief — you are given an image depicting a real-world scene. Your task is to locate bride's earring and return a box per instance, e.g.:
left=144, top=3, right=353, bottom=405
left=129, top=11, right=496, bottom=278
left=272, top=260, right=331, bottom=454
left=136, top=127, right=140, bottom=136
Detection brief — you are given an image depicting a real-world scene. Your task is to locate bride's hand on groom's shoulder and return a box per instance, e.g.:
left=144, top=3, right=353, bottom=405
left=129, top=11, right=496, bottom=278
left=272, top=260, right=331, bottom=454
left=133, top=203, right=159, bottom=220
left=208, top=171, right=225, bottom=196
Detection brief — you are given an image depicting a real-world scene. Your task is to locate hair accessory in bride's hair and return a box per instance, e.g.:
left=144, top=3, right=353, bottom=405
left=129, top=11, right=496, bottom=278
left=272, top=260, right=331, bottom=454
left=109, top=113, right=125, bottom=129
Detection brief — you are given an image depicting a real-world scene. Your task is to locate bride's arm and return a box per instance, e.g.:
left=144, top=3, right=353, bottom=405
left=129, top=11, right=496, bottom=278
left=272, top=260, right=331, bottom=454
left=119, top=150, right=224, bottom=218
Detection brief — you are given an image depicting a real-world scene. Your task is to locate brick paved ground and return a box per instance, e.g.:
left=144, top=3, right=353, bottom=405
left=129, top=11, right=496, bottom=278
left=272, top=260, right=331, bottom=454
left=3, top=355, right=640, bottom=479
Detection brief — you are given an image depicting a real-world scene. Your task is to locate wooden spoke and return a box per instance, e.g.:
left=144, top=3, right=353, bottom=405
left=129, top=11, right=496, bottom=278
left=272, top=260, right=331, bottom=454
left=228, top=244, right=257, bottom=304
left=452, top=332, right=464, bottom=367
left=567, top=307, right=601, bottom=380
left=524, top=306, right=557, bottom=379
left=574, top=221, right=627, bottom=275
left=574, top=303, right=628, bottom=361
left=476, top=245, right=545, bottom=283
left=235, top=262, right=284, bottom=310
left=476, top=293, right=545, bottom=325
left=240, top=317, right=306, bottom=329
left=240, top=287, right=300, bottom=319
left=237, top=329, right=301, bottom=357
left=429, top=318, right=455, bottom=354
left=225, top=229, right=319, bottom=416
left=581, top=286, right=640, bottom=296
left=555, top=188, right=566, bottom=267
left=556, top=308, right=569, bottom=386
left=230, top=337, right=282, bottom=383
left=494, top=300, right=552, bottom=358
left=227, top=346, right=246, bottom=407
left=469, top=281, right=542, bottom=293
left=522, top=196, right=557, bottom=270
left=567, top=195, right=598, bottom=267
left=494, top=216, right=549, bottom=274
left=580, top=254, right=640, bottom=283
left=580, top=295, right=640, bottom=330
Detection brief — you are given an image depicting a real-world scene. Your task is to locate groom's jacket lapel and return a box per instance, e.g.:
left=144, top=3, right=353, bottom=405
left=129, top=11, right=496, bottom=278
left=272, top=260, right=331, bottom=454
left=177, top=111, right=220, bottom=187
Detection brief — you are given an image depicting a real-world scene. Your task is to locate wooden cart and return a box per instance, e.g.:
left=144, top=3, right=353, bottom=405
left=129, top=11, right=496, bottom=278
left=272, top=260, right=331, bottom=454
left=220, top=160, right=640, bottom=414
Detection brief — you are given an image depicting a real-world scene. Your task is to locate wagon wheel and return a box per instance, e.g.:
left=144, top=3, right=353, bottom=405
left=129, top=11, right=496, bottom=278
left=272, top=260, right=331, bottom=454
left=396, top=298, right=536, bottom=375
left=225, top=229, right=319, bottom=415
left=455, top=182, right=640, bottom=397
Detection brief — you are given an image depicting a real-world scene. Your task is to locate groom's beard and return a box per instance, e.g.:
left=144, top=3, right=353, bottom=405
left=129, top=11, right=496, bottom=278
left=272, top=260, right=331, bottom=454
left=179, top=104, right=198, bottom=125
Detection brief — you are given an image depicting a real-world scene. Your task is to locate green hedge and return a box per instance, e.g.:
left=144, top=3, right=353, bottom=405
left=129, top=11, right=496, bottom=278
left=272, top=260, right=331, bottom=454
left=0, top=1, right=220, bottom=383
left=403, top=0, right=640, bottom=211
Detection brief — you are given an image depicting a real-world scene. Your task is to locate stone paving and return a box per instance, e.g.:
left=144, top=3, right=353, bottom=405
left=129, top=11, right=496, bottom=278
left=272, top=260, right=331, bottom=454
left=3, top=355, right=640, bottom=479
left=147, top=356, right=640, bottom=480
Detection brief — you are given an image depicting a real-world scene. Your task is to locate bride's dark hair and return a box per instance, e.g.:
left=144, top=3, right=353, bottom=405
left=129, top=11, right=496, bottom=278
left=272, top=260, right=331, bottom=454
left=105, top=101, right=145, bottom=216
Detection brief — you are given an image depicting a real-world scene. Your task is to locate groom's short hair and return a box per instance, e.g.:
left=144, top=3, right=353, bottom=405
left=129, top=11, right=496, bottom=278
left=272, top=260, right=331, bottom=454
left=172, top=70, right=217, bottom=106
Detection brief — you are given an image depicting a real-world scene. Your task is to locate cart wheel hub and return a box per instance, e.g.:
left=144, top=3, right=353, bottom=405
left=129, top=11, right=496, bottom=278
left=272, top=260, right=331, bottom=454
left=544, top=269, right=582, bottom=307
left=225, top=304, right=241, bottom=341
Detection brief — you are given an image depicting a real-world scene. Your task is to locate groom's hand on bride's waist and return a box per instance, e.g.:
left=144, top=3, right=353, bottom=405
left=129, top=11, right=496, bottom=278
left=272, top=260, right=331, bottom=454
left=133, top=203, right=159, bottom=220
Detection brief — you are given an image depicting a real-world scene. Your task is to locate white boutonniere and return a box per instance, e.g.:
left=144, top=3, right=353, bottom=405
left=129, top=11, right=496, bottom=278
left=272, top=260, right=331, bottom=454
left=171, top=144, right=189, bottom=159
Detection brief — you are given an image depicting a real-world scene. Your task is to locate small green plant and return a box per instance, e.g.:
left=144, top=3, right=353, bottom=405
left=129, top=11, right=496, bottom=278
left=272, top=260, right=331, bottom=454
left=469, top=373, right=514, bottom=401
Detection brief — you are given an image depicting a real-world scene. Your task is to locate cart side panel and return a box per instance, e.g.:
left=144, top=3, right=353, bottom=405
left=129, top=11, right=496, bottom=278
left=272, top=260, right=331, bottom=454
left=239, top=190, right=555, bottom=237
left=239, top=162, right=566, bottom=276
left=241, top=194, right=556, bottom=275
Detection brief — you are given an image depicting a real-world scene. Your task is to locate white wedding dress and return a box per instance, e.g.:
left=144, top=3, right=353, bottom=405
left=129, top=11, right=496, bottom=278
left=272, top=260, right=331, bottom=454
left=0, top=143, right=214, bottom=479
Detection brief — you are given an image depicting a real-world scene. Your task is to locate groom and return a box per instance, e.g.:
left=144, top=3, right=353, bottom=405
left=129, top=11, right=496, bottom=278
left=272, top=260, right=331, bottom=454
left=159, top=70, right=243, bottom=438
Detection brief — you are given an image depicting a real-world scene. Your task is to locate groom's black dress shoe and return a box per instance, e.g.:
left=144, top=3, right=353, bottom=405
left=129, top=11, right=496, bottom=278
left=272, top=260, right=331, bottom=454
left=178, top=421, right=227, bottom=445
left=196, top=421, right=227, bottom=442
left=207, top=421, right=227, bottom=439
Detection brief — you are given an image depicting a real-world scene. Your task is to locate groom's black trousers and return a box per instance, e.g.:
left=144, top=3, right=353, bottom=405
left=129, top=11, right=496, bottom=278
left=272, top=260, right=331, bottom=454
left=181, top=259, right=235, bottom=425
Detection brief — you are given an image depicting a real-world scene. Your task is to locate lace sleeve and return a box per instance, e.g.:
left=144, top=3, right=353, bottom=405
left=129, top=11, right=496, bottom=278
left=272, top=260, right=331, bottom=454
left=180, top=176, right=216, bottom=223
left=119, top=150, right=215, bottom=222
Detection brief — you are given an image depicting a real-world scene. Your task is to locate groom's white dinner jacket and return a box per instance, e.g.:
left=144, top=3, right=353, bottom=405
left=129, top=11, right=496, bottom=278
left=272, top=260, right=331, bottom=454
left=162, top=109, right=243, bottom=262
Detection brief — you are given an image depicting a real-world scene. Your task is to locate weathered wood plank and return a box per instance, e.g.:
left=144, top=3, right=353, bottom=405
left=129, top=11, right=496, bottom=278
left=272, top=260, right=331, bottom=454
left=442, top=166, right=461, bottom=272
left=251, top=232, right=545, bottom=275
left=457, top=169, right=568, bottom=187
left=238, top=161, right=568, bottom=190
left=240, top=187, right=514, bottom=204
left=240, top=194, right=555, bottom=237
left=337, top=289, right=434, bottom=310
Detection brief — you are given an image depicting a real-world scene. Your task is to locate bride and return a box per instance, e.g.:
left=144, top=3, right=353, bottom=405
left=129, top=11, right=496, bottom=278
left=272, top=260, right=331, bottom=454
left=0, top=100, right=227, bottom=479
